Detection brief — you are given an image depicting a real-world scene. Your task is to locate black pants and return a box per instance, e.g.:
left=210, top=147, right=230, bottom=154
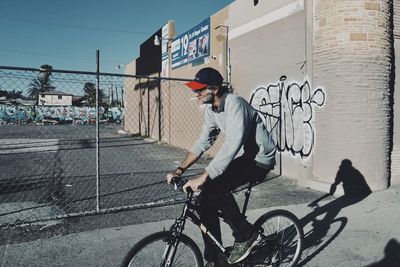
left=198, top=156, right=269, bottom=262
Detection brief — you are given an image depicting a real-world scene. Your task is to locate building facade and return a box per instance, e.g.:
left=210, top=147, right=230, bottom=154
left=124, top=0, right=399, bottom=194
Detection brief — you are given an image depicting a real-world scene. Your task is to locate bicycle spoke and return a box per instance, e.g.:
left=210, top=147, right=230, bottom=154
left=254, top=211, right=303, bottom=267
left=276, top=216, right=281, bottom=233
left=173, top=243, right=194, bottom=266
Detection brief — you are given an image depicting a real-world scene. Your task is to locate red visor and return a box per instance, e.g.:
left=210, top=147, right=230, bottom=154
left=185, top=81, right=207, bottom=91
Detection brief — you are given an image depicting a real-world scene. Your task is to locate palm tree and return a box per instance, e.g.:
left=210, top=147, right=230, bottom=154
left=83, top=82, right=106, bottom=107
left=28, top=64, right=55, bottom=104
left=0, top=89, right=23, bottom=99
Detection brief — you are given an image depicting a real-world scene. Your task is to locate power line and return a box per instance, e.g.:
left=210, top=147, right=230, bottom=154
left=0, top=16, right=151, bottom=35
left=0, top=49, right=125, bottom=65
left=0, top=49, right=93, bottom=62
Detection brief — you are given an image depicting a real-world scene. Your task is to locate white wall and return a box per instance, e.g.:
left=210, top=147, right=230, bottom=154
left=225, top=0, right=317, bottom=180
left=38, top=94, right=72, bottom=106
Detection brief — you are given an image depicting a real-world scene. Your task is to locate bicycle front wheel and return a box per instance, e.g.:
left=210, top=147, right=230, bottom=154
left=121, top=231, right=203, bottom=267
left=250, top=209, right=303, bottom=267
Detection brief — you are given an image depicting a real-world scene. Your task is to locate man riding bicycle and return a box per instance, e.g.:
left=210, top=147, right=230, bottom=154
left=166, top=67, right=276, bottom=266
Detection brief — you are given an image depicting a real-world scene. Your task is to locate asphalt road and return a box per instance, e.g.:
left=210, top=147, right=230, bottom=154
left=0, top=123, right=209, bottom=242
left=0, top=124, right=325, bottom=247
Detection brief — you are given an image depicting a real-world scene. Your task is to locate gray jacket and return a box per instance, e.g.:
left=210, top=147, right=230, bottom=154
left=191, top=93, right=276, bottom=179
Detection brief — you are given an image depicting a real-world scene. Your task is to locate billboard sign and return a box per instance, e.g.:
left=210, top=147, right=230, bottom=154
left=171, top=18, right=210, bottom=69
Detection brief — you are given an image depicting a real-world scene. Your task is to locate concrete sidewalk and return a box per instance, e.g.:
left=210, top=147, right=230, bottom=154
left=1, top=181, right=399, bottom=267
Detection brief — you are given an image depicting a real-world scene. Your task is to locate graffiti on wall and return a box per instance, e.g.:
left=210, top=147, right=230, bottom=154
left=250, top=76, right=326, bottom=158
left=0, top=105, right=123, bottom=124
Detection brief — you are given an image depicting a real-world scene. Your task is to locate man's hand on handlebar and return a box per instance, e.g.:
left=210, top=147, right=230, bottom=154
left=166, top=169, right=210, bottom=194
left=166, top=172, right=180, bottom=185
left=166, top=167, right=184, bottom=185
left=166, top=168, right=190, bottom=192
left=182, top=172, right=209, bottom=194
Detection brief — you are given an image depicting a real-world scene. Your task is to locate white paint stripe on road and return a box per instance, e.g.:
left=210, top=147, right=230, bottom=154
left=0, top=139, right=59, bottom=154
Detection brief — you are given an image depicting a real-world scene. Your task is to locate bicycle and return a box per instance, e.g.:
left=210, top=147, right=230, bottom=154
left=121, top=177, right=304, bottom=267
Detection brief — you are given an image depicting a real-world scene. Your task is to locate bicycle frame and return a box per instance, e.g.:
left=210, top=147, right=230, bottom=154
left=167, top=182, right=256, bottom=262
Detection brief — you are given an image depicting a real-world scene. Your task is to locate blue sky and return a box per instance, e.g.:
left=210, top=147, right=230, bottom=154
left=0, top=0, right=234, bottom=73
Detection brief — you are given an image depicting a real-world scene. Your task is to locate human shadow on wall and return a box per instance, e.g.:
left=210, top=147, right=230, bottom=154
left=298, top=159, right=372, bottom=266
left=365, top=239, right=400, bottom=267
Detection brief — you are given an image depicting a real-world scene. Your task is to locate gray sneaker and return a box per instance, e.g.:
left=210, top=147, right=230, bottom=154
left=205, top=262, right=215, bottom=267
left=227, top=231, right=262, bottom=264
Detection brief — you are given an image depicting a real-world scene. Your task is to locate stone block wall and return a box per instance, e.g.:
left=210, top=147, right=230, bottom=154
left=312, top=0, right=392, bottom=191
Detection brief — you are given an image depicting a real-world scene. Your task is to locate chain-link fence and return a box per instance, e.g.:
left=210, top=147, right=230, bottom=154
left=0, top=66, right=281, bottom=229
left=0, top=66, right=219, bottom=228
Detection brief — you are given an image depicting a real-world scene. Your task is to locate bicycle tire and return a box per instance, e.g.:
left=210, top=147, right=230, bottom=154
left=121, top=231, right=204, bottom=267
left=248, top=209, right=304, bottom=267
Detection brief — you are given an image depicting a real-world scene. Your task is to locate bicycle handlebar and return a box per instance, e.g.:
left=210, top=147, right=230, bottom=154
left=171, top=177, right=194, bottom=194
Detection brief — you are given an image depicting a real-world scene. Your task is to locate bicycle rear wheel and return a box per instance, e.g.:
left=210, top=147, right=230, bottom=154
left=121, top=231, right=203, bottom=267
left=249, top=209, right=303, bottom=267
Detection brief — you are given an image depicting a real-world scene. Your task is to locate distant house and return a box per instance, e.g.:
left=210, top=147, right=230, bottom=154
left=38, top=91, right=73, bottom=106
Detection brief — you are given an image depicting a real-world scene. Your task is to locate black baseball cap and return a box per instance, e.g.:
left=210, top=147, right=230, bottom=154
left=185, top=67, right=223, bottom=91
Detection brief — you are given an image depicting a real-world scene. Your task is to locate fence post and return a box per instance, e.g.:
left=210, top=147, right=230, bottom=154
left=147, top=78, right=150, bottom=137
left=158, top=75, right=161, bottom=141
left=138, top=78, right=142, bottom=134
left=95, top=50, right=101, bottom=212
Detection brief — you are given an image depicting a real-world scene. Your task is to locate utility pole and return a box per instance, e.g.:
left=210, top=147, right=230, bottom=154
left=115, top=85, right=119, bottom=107
left=121, top=86, right=124, bottom=107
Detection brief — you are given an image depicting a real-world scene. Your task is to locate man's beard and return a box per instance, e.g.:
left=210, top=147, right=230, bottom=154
left=201, top=89, right=214, bottom=104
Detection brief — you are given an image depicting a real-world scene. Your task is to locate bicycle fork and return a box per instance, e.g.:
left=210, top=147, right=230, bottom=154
left=161, top=197, right=192, bottom=267
left=161, top=240, right=179, bottom=267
